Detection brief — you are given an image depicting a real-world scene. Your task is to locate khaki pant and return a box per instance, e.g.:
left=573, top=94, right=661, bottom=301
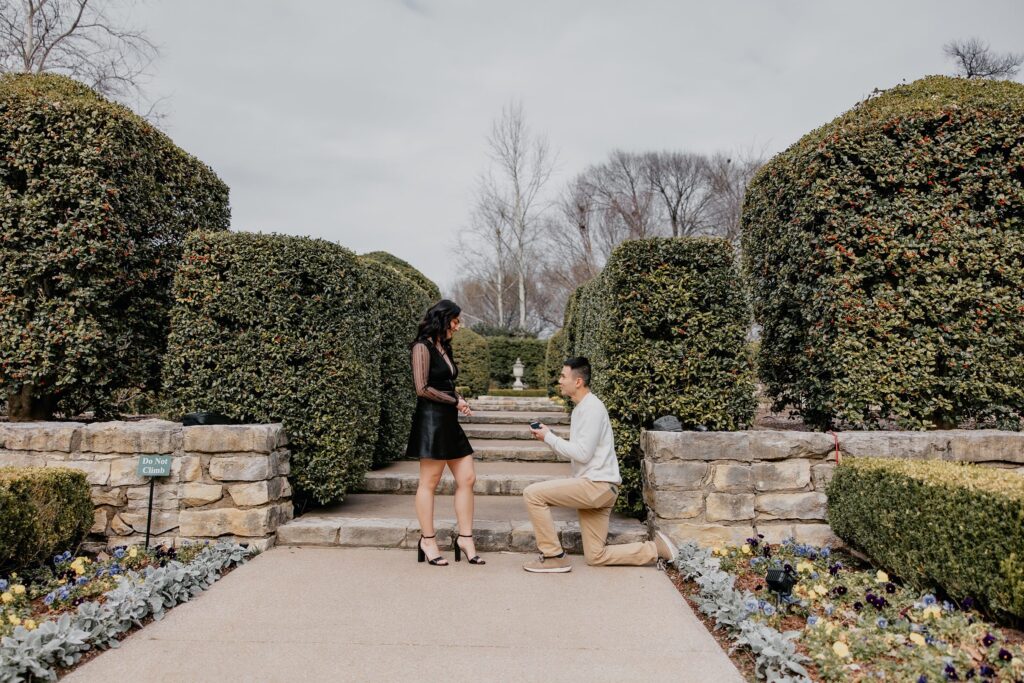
left=523, top=478, right=657, bottom=566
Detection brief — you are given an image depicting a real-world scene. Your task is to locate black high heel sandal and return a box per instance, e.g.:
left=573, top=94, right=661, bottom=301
left=418, top=534, right=448, bottom=566
left=454, top=533, right=486, bottom=564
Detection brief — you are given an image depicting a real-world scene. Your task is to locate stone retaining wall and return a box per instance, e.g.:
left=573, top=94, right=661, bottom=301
left=0, top=419, right=292, bottom=551
left=642, top=429, right=1024, bottom=548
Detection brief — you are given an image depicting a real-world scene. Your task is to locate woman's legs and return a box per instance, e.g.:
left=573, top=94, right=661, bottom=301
left=416, top=458, right=449, bottom=562
left=447, top=455, right=478, bottom=558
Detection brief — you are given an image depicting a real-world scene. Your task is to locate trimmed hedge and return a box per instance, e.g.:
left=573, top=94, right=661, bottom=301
left=451, top=328, right=489, bottom=398
left=360, top=257, right=431, bottom=468
left=0, top=74, right=230, bottom=420
left=162, top=232, right=381, bottom=504
left=742, top=76, right=1024, bottom=430
left=362, top=251, right=441, bottom=301
left=0, top=467, right=93, bottom=572
left=827, top=457, right=1024, bottom=621
left=543, top=328, right=567, bottom=396
left=487, top=336, right=547, bottom=389
left=565, top=237, right=756, bottom=516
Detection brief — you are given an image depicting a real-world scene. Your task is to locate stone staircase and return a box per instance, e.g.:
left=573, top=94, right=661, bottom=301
left=276, top=395, right=648, bottom=554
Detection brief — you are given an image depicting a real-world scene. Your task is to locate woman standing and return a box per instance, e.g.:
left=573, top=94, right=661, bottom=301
left=406, top=300, right=485, bottom=566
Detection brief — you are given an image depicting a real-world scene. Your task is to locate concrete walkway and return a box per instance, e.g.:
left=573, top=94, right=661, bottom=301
left=65, top=547, right=744, bottom=683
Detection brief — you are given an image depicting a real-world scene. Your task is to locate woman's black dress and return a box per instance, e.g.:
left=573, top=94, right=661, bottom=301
left=405, top=341, right=474, bottom=460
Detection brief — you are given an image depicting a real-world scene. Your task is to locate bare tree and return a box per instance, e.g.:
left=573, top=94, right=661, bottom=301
left=0, top=0, right=160, bottom=115
left=944, top=37, right=1022, bottom=80
left=705, top=149, right=764, bottom=244
left=479, top=101, right=556, bottom=331
left=586, top=150, right=662, bottom=242
left=644, top=151, right=714, bottom=238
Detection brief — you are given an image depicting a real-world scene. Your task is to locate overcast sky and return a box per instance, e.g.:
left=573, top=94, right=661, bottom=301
left=130, top=0, right=1022, bottom=290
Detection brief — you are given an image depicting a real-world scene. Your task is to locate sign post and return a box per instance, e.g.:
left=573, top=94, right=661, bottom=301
left=137, top=455, right=173, bottom=549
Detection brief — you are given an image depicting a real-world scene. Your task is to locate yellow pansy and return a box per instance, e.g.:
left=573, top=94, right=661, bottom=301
left=73, top=564, right=86, bottom=576
left=24, top=619, right=36, bottom=630
left=0, top=593, right=12, bottom=604
left=909, top=633, right=926, bottom=646
left=741, top=544, right=751, bottom=555
left=7, top=614, right=20, bottom=626
left=814, top=584, right=828, bottom=596
left=11, top=585, right=25, bottom=595
left=129, top=547, right=138, bottom=558
left=876, top=570, right=889, bottom=583
left=796, top=561, right=814, bottom=574
left=711, top=547, right=722, bottom=556
left=832, top=641, right=851, bottom=658
left=923, top=605, right=941, bottom=620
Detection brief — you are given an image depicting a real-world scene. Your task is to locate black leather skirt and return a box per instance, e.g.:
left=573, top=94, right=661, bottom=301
left=405, top=396, right=474, bottom=460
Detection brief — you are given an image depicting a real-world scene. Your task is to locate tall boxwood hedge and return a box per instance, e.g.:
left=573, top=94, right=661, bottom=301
left=487, top=337, right=547, bottom=389
left=162, top=232, right=381, bottom=504
left=827, top=458, right=1024, bottom=621
left=451, top=328, right=490, bottom=398
left=0, top=74, right=230, bottom=421
left=0, top=467, right=93, bottom=572
left=544, top=327, right=568, bottom=396
left=362, top=251, right=441, bottom=301
left=565, top=237, right=756, bottom=515
left=360, top=258, right=431, bottom=468
left=742, top=76, right=1024, bottom=430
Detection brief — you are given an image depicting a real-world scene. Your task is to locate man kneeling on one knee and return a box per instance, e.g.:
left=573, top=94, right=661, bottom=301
left=523, top=356, right=677, bottom=573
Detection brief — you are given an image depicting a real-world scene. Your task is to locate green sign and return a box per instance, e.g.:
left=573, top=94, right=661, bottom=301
left=137, top=455, right=173, bottom=477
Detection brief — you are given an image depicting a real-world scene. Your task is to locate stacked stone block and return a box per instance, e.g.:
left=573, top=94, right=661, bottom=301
left=642, top=430, right=1024, bottom=548
left=0, top=420, right=292, bottom=551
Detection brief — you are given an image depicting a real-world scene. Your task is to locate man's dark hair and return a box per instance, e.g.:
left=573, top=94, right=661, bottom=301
left=563, top=357, right=591, bottom=387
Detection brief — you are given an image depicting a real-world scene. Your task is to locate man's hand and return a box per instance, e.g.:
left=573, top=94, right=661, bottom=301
left=456, top=397, right=473, bottom=417
left=529, top=424, right=550, bottom=441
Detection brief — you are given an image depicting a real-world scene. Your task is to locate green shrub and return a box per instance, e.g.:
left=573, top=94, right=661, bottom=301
left=451, top=328, right=489, bottom=398
left=362, top=251, right=441, bottom=301
left=485, top=389, right=549, bottom=397
left=545, top=328, right=568, bottom=396
left=566, top=237, right=756, bottom=516
left=162, top=232, right=380, bottom=504
left=360, top=257, right=431, bottom=468
left=742, top=76, right=1024, bottom=430
left=0, top=467, right=93, bottom=572
left=0, top=74, right=230, bottom=421
left=827, top=457, right=1024, bottom=621
left=487, top=337, right=547, bottom=388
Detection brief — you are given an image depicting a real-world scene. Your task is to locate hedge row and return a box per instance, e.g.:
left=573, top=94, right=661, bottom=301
left=742, top=75, right=1024, bottom=430
left=543, top=327, right=567, bottom=396
left=0, top=467, right=93, bottom=572
left=360, top=258, right=432, bottom=468
left=362, top=251, right=441, bottom=301
left=487, top=337, right=547, bottom=389
left=162, top=233, right=435, bottom=503
left=827, top=457, right=1024, bottom=621
left=564, top=237, right=756, bottom=516
left=451, top=328, right=489, bottom=398
left=0, top=74, right=230, bottom=421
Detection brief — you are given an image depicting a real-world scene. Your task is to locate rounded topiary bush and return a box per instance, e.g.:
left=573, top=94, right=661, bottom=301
left=0, top=467, right=93, bottom=572
left=0, top=74, right=230, bottom=421
left=163, top=232, right=380, bottom=504
left=451, top=328, right=489, bottom=398
left=743, top=76, right=1024, bottom=430
left=360, top=257, right=431, bottom=468
left=362, top=251, right=441, bottom=301
left=566, top=237, right=756, bottom=515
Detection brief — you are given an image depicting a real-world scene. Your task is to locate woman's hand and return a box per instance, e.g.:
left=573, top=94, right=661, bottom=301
left=457, top=397, right=473, bottom=417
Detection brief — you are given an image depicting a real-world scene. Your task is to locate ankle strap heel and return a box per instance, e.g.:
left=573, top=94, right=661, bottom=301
left=455, top=534, right=486, bottom=565
left=418, top=534, right=448, bottom=566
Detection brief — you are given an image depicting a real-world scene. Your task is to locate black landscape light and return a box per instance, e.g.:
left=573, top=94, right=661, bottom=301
left=765, top=567, right=797, bottom=598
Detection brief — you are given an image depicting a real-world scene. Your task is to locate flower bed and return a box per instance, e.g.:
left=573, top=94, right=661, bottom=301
left=673, top=538, right=1024, bottom=682
left=0, top=541, right=255, bottom=681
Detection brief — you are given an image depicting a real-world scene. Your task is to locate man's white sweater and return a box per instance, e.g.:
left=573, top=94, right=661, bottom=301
left=542, top=392, right=622, bottom=484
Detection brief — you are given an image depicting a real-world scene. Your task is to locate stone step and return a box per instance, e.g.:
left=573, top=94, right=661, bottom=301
left=469, top=399, right=565, bottom=413
left=469, top=439, right=562, bottom=462
left=276, top=493, right=648, bottom=554
left=361, top=461, right=571, bottom=495
left=462, top=423, right=570, bottom=441
left=460, top=411, right=571, bottom=425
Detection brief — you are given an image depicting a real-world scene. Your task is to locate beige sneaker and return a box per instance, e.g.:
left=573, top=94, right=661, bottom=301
left=523, top=553, right=573, bottom=573
left=654, top=531, right=678, bottom=562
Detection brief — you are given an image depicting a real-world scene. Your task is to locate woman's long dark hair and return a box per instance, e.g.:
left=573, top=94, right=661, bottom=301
left=411, top=299, right=461, bottom=354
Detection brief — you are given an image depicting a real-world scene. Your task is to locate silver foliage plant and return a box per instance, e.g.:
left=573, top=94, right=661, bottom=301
left=0, top=541, right=255, bottom=682
left=676, top=541, right=811, bottom=683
